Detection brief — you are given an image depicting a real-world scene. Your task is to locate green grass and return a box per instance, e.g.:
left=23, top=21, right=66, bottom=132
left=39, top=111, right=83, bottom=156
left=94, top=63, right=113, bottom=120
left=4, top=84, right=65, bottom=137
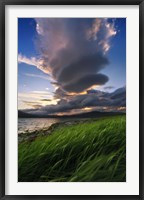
left=18, top=115, right=126, bottom=182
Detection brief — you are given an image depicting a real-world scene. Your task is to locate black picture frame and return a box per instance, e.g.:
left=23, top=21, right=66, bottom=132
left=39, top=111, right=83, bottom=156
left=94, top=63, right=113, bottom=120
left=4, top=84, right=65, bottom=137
left=0, top=0, right=143, bottom=199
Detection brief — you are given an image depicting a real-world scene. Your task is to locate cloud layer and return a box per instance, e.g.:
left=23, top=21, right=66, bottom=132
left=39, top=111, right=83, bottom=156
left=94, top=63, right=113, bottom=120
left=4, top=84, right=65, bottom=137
left=19, top=18, right=117, bottom=94
left=23, top=87, right=126, bottom=115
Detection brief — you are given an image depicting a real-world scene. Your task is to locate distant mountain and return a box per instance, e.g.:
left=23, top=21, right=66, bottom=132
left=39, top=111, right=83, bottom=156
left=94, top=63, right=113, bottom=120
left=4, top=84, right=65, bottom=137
left=110, top=87, right=126, bottom=99
left=52, top=110, right=125, bottom=118
left=18, top=110, right=125, bottom=119
left=18, top=111, right=40, bottom=118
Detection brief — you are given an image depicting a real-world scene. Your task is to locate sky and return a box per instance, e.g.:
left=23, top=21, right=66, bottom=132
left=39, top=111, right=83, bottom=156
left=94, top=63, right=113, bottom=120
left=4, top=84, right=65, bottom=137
left=18, top=18, right=126, bottom=116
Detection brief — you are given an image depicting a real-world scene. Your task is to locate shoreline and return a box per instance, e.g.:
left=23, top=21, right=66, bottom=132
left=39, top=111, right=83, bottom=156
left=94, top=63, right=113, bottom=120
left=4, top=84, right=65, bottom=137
left=18, top=114, right=125, bottom=143
left=18, top=118, right=93, bottom=143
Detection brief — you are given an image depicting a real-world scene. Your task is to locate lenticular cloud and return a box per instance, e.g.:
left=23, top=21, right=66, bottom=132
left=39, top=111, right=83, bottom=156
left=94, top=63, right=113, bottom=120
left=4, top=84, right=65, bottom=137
left=19, top=18, right=117, bottom=94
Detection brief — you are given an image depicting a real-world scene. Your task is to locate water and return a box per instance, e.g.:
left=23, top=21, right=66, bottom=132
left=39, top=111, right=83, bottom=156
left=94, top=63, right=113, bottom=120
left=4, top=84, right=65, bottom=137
left=18, top=118, right=61, bottom=134
left=18, top=118, right=86, bottom=134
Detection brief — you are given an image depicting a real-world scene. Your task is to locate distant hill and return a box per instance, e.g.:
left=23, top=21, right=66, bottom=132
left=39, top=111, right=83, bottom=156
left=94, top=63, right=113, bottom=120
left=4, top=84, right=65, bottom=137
left=18, top=111, right=37, bottom=118
left=56, top=110, right=125, bottom=118
left=18, top=110, right=125, bottom=119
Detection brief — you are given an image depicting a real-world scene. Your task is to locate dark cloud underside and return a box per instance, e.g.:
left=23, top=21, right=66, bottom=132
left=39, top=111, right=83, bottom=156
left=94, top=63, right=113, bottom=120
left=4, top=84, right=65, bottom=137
left=63, top=74, right=109, bottom=93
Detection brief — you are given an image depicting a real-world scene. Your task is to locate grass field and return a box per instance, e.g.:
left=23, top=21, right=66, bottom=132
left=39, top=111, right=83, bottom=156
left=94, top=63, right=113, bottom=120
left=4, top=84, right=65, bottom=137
left=18, top=115, right=126, bottom=182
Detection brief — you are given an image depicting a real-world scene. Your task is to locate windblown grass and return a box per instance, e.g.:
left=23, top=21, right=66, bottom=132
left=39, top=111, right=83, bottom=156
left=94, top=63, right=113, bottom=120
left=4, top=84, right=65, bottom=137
left=18, top=115, right=126, bottom=182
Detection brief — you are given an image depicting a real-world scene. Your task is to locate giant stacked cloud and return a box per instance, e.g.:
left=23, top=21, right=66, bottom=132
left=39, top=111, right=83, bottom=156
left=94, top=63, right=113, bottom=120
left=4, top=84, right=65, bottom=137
left=19, top=18, right=117, bottom=94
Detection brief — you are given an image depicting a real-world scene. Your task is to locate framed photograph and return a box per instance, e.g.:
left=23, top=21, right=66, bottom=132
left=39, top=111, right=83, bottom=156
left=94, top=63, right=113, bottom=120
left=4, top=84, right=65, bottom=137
left=0, top=0, right=143, bottom=199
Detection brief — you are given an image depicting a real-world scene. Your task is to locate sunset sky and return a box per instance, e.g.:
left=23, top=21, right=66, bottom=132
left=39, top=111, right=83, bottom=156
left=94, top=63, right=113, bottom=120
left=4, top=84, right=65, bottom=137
left=18, top=18, right=126, bottom=116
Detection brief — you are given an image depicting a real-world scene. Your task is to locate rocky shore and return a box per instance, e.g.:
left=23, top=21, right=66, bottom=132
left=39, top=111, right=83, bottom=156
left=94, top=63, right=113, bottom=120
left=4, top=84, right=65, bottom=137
left=18, top=119, right=94, bottom=143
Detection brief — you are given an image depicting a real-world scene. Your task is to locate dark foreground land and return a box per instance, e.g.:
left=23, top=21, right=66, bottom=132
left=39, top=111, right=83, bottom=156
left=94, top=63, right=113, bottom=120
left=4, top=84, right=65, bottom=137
left=18, top=115, right=126, bottom=182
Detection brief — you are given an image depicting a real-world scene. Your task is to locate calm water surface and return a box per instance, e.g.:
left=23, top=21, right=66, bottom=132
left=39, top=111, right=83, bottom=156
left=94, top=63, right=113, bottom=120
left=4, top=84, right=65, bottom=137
left=18, top=118, right=86, bottom=134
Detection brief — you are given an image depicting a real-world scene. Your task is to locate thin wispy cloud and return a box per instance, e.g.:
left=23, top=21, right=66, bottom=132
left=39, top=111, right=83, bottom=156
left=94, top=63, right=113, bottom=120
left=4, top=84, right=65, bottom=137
left=18, top=91, right=58, bottom=109
left=18, top=54, right=52, bottom=74
left=18, top=54, right=39, bottom=67
left=31, top=91, right=51, bottom=95
left=24, top=73, right=51, bottom=81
